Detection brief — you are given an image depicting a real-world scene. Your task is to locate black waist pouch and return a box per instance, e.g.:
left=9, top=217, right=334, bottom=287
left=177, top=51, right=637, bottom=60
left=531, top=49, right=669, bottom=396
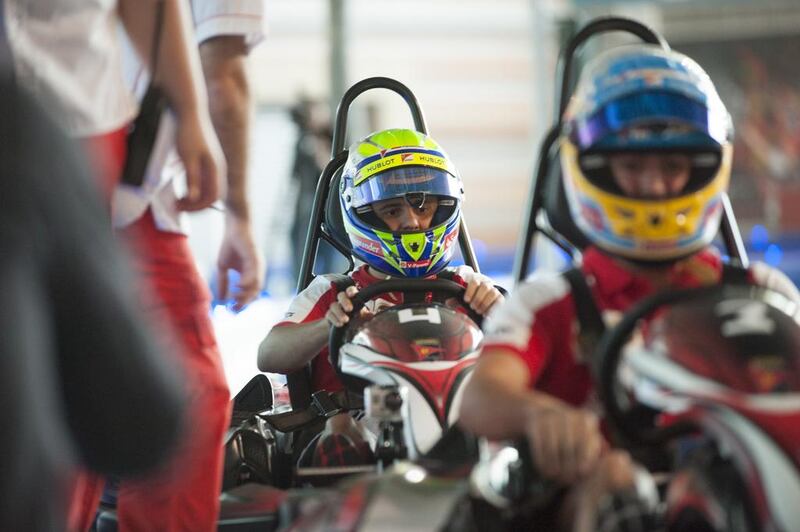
left=120, top=85, right=166, bottom=187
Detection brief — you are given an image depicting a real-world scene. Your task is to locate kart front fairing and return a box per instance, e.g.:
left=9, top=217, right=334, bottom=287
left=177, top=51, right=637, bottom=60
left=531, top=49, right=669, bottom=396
left=339, top=302, right=483, bottom=455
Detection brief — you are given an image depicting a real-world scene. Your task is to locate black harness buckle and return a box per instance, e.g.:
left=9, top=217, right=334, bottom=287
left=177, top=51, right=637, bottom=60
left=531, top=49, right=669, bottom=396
left=311, top=391, right=343, bottom=418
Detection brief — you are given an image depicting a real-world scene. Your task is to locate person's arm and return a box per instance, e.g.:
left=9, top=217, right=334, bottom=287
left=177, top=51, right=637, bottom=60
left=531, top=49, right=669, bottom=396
left=460, top=347, right=587, bottom=441
left=460, top=347, right=603, bottom=484
left=198, top=35, right=264, bottom=310
left=118, top=0, right=224, bottom=211
left=257, top=319, right=331, bottom=373
left=258, top=285, right=370, bottom=372
left=459, top=277, right=605, bottom=485
left=200, top=36, right=250, bottom=218
left=459, top=348, right=539, bottom=439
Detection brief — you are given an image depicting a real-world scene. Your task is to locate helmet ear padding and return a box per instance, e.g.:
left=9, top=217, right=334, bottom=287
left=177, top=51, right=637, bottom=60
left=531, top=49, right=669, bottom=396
left=432, top=198, right=457, bottom=227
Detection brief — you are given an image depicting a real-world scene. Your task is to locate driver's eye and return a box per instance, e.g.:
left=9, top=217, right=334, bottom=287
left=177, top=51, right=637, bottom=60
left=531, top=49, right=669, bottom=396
left=662, top=160, right=687, bottom=175
left=417, top=198, right=438, bottom=214
left=621, top=161, right=643, bottom=173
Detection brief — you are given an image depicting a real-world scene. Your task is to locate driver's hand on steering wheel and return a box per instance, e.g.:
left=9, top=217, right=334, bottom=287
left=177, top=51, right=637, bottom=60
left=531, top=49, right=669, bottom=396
left=463, top=276, right=504, bottom=316
left=325, top=285, right=374, bottom=328
left=525, top=398, right=604, bottom=485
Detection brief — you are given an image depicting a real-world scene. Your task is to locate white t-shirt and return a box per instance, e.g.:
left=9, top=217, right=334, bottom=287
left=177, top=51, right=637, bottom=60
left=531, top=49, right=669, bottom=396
left=111, top=0, right=265, bottom=233
left=5, top=0, right=137, bottom=136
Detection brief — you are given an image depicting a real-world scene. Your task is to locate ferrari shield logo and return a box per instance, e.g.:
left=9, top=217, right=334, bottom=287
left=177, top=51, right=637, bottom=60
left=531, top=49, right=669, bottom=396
left=401, top=233, right=427, bottom=260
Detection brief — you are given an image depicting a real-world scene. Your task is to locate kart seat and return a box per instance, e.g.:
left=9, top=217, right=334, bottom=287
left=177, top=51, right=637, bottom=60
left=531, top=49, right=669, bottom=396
left=286, top=165, right=350, bottom=412
left=323, top=166, right=353, bottom=257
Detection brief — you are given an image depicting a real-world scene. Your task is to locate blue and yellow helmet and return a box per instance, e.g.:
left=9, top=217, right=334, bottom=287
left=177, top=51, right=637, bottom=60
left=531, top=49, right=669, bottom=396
left=340, top=129, right=463, bottom=277
left=561, top=44, right=733, bottom=262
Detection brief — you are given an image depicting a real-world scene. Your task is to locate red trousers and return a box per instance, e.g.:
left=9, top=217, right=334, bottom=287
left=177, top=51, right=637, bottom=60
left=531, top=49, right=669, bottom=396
left=68, top=129, right=231, bottom=532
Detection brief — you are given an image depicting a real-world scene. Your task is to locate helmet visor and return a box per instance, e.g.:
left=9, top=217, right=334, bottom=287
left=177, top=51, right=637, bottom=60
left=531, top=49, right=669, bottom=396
left=572, top=90, right=730, bottom=151
left=350, top=167, right=462, bottom=209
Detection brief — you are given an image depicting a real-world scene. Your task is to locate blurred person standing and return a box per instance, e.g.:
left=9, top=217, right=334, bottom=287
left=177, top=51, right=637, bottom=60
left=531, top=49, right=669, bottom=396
left=289, top=97, right=337, bottom=279
left=109, top=1, right=266, bottom=530
left=0, top=70, right=185, bottom=532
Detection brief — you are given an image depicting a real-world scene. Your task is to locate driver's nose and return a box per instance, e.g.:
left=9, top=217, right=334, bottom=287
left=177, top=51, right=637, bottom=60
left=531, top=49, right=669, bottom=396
left=398, top=206, right=422, bottom=231
left=639, top=174, right=669, bottom=198
left=636, top=161, right=671, bottom=198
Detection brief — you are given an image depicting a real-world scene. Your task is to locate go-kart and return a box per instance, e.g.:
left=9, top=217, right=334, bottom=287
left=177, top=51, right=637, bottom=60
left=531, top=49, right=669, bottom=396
left=502, top=11, right=784, bottom=532
left=222, top=277, right=485, bottom=487
left=213, top=74, right=493, bottom=529
left=195, top=276, right=489, bottom=532
left=499, top=11, right=796, bottom=532
left=220, top=70, right=488, bottom=488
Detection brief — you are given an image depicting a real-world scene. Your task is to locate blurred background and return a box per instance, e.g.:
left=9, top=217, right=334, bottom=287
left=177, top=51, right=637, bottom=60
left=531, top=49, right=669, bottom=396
left=189, top=0, right=800, bottom=392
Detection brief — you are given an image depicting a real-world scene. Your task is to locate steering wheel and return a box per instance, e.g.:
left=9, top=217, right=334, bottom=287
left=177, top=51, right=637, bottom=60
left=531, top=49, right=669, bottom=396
left=593, top=284, right=737, bottom=448
left=328, top=278, right=483, bottom=372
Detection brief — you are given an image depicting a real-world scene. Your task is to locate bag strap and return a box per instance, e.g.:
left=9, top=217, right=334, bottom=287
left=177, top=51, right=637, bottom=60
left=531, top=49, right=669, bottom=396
left=148, top=1, right=165, bottom=83
left=0, top=1, right=13, bottom=77
left=563, top=267, right=606, bottom=363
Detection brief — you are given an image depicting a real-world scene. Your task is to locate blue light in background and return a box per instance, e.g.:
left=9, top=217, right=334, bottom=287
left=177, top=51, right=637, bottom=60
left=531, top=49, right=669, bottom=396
left=750, top=224, right=770, bottom=252
left=765, top=243, right=783, bottom=266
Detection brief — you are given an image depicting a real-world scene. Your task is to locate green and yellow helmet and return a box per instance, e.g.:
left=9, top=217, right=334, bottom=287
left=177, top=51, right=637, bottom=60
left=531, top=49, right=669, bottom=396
left=339, top=128, right=464, bottom=277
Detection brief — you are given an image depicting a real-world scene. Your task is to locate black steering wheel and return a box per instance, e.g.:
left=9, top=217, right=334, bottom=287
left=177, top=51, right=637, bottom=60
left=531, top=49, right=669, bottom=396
left=328, top=278, right=483, bottom=372
left=593, top=284, right=738, bottom=448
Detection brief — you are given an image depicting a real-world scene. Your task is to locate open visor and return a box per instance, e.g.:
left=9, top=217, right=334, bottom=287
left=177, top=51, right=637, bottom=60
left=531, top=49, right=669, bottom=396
left=350, top=167, right=463, bottom=209
left=571, top=90, right=730, bottom=151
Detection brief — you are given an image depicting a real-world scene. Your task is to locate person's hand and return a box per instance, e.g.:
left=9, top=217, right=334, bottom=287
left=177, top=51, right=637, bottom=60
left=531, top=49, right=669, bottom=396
left=174, top=112, right=225, bottom=212
left=524, top=398, right=604, bottom=485
left=217, top=213, right=265, bottom=311
left=325, top=285, right=374, bottom=328
left=461, top=273, right=504, bottom=316
left=561, top=451, right=639, bottom=532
